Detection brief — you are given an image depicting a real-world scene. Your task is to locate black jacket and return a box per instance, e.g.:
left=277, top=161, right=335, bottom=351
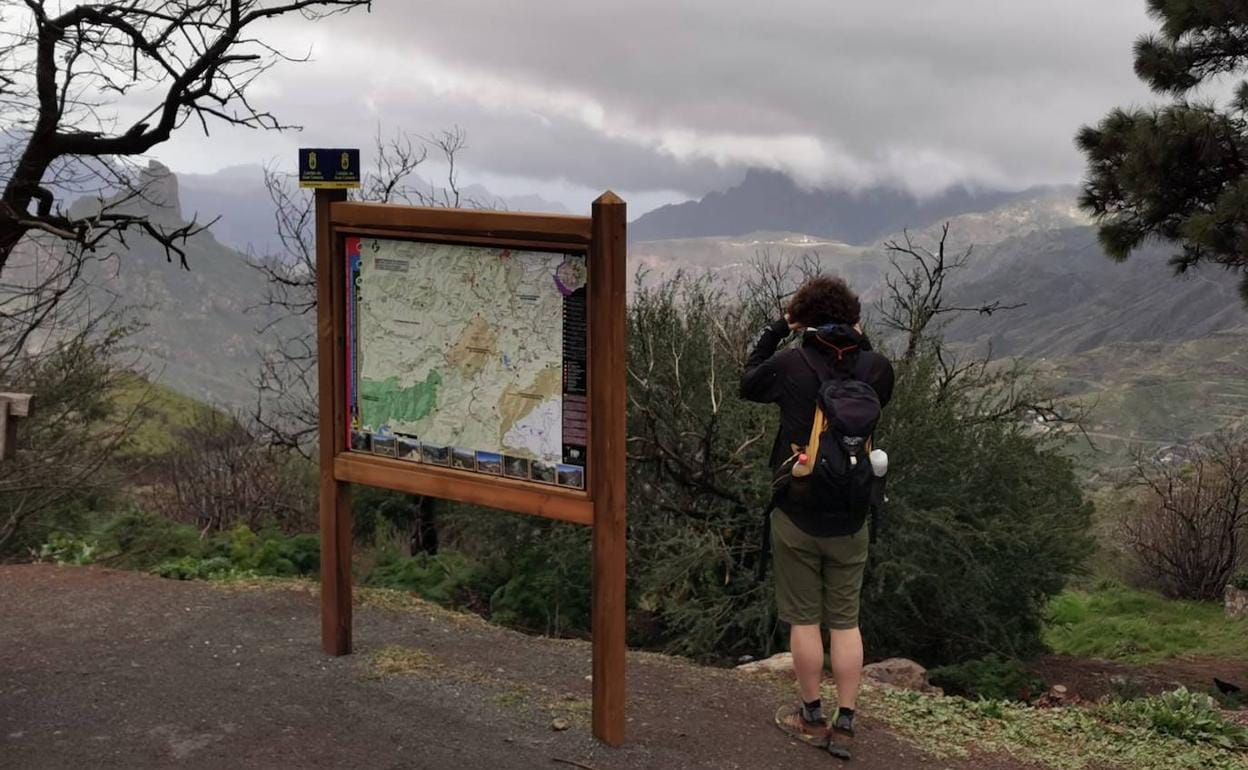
left=739, top=318, right=895, bottom=536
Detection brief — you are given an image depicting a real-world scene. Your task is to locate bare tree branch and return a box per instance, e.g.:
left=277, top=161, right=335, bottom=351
left=1122, top=431, right=1248, bottom=600
left=878, top=223, right=1024, bottom=362
left=0, top=0, right=373, bottom=276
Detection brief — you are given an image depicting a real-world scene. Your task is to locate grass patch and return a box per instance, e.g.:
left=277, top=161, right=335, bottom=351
left=355, top=585, right=491, bottom=628
left=861, top=685, right=1248, bottom=770
left=1045, top=585, right=1248, bottom=664
left=367, top=645, right=438, bottom=676
left=209, top=575, right=317, bottom=593
left=546, top=696, right=592, bottom=727
left=492, top=686, right=530, bottom=709
left=490, top=683, right=591, bottom=727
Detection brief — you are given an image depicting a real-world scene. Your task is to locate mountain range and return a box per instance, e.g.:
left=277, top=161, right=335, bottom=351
left=6, top=164, right=1245, bottom=464
left=632, top=209, right=1245, bottom=356
left=629, top=168, right=1062, bottom=244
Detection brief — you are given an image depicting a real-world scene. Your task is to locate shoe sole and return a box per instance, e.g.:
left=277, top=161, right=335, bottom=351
left=828, top=727, right=853, bottom=760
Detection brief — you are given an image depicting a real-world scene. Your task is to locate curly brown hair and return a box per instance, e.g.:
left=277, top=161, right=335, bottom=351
left=785, top=275, right=861, bottom=328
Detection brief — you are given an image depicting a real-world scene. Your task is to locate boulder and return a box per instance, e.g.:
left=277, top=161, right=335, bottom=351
left=862, top=658, right=939, bottom=694
left=736, top=652, right=793, bottom=674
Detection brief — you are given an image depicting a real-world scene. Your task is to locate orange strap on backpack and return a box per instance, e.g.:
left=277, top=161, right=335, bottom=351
left=791, top=407, right=824, bottom=479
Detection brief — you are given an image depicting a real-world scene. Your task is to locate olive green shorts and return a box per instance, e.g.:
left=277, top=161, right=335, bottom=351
left=771, top=510, right=869, bottom=630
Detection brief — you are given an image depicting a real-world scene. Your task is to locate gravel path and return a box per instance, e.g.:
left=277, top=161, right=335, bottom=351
left=0, top=564, right=1033, bottom=769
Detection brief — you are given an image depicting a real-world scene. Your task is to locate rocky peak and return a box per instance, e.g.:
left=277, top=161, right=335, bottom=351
left=136, top=160, right=183, bottom=223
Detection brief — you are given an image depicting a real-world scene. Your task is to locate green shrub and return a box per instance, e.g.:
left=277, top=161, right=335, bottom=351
left=364, top=511, right=595, bottom=637
left=152, top=528, right=319, bottom=581
left=209, top=526, right=319, bottom=577
left=100, top=509, right=203, bottom=569
left=364, top=551, right=497, bottom=608
left=436, top=508, right=595, bottom=637
left=1098, top=688, right=1248, bottom=750
left=929, top=655, right=1047, bottom=702
left=154, top=556, right=245, bottom=581
left=0, top=319, right=135, bottom=558
left=488, top=537, right=592, bottom=635
left=281, top=534, right=320, bottom=574
left=1231, top=574, right=1248, bottom=591
left=35, top=531, right=101, bottom=565
left=857, top=350, right=1094, bottom=665
left=352, top=487, right=424, bottom=544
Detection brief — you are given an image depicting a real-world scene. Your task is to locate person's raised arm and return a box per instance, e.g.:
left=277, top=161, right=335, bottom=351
left=739, top=316, right=794, bottom=403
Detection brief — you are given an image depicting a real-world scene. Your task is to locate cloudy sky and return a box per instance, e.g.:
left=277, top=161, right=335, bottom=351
left=151, top=0, right=1164, bottom=214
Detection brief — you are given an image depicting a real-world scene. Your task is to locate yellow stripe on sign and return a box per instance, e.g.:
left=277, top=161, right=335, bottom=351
left=299, top=180, right=361, bottom=189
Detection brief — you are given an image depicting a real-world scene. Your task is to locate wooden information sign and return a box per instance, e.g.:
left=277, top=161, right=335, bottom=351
left=313, top=189, right=627, bottom=745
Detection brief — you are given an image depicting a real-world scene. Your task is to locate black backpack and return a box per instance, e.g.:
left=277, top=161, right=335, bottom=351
left=770, top=326, right=881, bottom=524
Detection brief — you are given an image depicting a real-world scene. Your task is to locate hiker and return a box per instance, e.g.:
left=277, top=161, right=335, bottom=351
left=739, top=275, right=894, bottom=760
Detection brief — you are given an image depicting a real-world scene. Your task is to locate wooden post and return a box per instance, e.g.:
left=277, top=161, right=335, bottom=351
left=589, top=191, right=627, bottom=746
left=315, top=188, right=353, bottom=655
left=0, top=393, right=32, bottom=462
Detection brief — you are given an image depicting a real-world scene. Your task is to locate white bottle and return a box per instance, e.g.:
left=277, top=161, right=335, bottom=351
left=869, top=449, right=888, bottom=477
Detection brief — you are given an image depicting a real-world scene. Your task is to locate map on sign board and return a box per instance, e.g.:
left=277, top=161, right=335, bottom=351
left=345, top=237, right=588, bottom=490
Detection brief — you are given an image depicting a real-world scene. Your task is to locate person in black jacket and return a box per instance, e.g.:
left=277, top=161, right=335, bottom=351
left=740, top=275, right=894, bottom=760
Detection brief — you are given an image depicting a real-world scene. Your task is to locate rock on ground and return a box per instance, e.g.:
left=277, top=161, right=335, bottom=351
left=862, top=658, right=942, bottom=695
left=736, top=652, right=793, bottom=674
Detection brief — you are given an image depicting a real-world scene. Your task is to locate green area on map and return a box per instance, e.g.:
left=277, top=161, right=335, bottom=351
left=359, top=370, right=442, bottom=428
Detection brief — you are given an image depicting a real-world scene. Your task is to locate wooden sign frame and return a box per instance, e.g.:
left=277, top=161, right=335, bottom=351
left=314, top=190, right=627, bottom=745
left=0, top=393, right=32, bottom=461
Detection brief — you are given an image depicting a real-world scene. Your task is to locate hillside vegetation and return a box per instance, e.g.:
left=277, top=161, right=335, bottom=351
left=110, top=372, right=225, bottom=459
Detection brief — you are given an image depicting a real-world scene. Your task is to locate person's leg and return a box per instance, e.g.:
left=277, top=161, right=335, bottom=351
left=827, top=627, right=864, bottom=709
left=820, top=523, right=870, bottom=759
left=790, top=623, right=825, bottom=703
left=820, top=523, right=869, bottom=706
left=770, top=511, right=829, bottom=745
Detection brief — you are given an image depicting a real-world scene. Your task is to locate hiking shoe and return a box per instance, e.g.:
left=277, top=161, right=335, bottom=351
left=774, top=703, right=829, bottom=748
left=827, top=711, right=854, bottom=760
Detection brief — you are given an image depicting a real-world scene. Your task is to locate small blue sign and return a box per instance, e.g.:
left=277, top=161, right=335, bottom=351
left=299, top=148, right=360, bottom=189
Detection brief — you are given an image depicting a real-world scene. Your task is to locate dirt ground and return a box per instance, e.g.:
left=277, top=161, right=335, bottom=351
left=1029, top=653, right=1248, bottom=703
left=0, top=564, right=1041, bottom=770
